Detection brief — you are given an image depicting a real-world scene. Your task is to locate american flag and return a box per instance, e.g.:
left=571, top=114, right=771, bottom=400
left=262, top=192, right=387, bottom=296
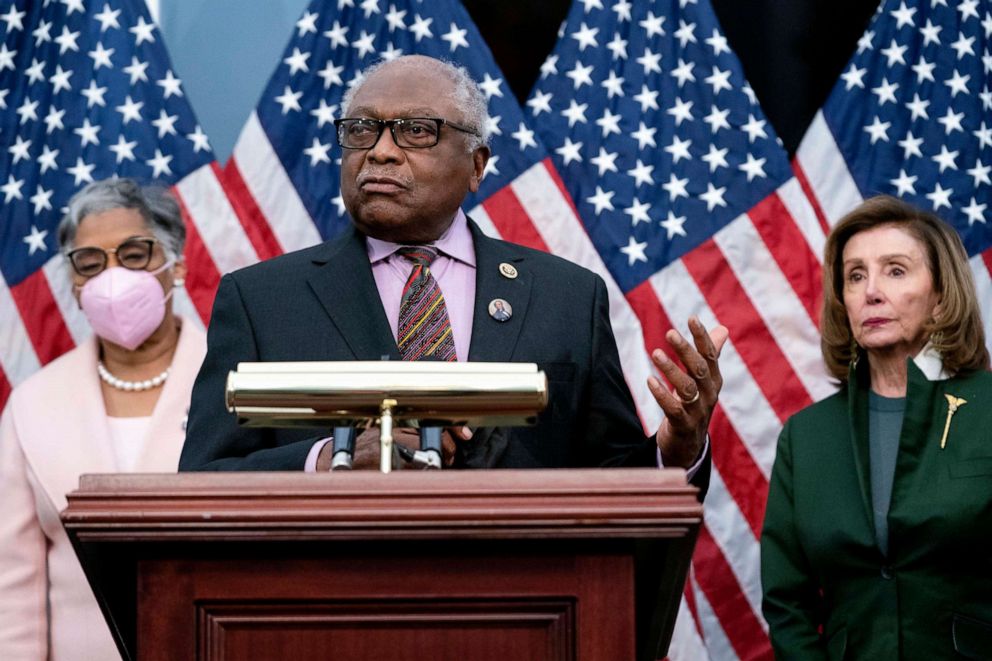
left=0, top=0, right=248, bottom=407
left=796, top=0, right=992, bottom=341
left=528, top=0, right=839, bottom=659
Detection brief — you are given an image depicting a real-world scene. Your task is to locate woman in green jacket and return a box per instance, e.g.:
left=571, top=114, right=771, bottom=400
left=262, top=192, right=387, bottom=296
left=761, top=195, right=992, bottom=660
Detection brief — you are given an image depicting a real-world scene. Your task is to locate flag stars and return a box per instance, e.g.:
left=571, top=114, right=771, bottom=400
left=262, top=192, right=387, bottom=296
left=385, top=5, right=407, bottom=31
left=380, top=42, right=403, bottom=61
left=967, top=159, right=991, bottom=186
left=67, top=158, right=95, bottom=185
left=911, top=56, right=936, bottom=83
left=606, top=33, right=627, bottom=60
left=601, top=70, right=624, bottom=98
left=82, top=80, right=108, bottom=107
left=37, top=146, right=59, bottom=173
left=705, top=29, right=731, bottom=56
left=667, top=97, right=693, bottom=125
left=703, top=105, right=730, bottom=133
left=931, top=145, right=959, bottom=172
left=905, top=93, right=929, bottom=120
left=636, top=48, right=662, bottom=75
left=739, top=153, right=767, bottom=181
left=54, top=26, right=80, bottom=54
left=158, top=70, right=183, bottom=98
left=94, top=3, right=121, bottom=32
left=310, top=99, right=337, bottom=127
left=631, top=122, right=657, bottom=149
left=511, top=122, right=537, bottom=149
left=359, top=0, right=380, bottom=18
left=612, top=0, right=632, bottom=22
left=109, top=135, right=138, bottom=163
left=187, top=125, right=211, bottom=153
left=485, top=111, right=502, bottom=135
left=0, top=5, right=26, bottom=32
left=130, top=16, right=156, bottom=45
left=880, top=39, right=907, bottom=67
left=624, top=198, right=652, bottom=226
left=639, top=12, right=666, bottom=38
left=580, top=0, right=604, bottom=11
left=352, top=30, right=376, bottom=58
left=586, top=186, right=615, bottom=213
left=590, top=147, right=619, bottom=175
left=23, top=225, right=48, bottom=255
left=704, top=66, right=732, bottom=94
left=857, top=29, right=875, bottom=53
left=864, top=116, right=891, bottom=143
left=962, top=197, right=987, bottom=225
left=665, top=135, right=692, bottom=163
left=925, top=183, right=952, bottom=211
left=275, top=86, right=303, bottom=113
left=441, top=23, right=468, bottom=51
left=62, top=0, right=86, bottom=16
left=958, top=0, right=980, bottom=22
left=898, top=131, right=924, bottom=158
left=89, top=42, right=115, bottom=69
left=871, top=78, right=899, bottom=105
left=8, top=136, right=30, bottom=164
left=571, top=22, right=599, bottom=51
left=115, top=95, right=144, bottom=124
left=555, top=137, right=583, bottom=165
left=663, top=173, right=690, bottom=201
left=671, top=58, right=696, bottom=87
left=32, top=19, right=52, bottom=46
left=16, top=98, right=39, bottom=124
left=944, top=70, right=970, bottom=97
left=890, top=1, right=916, bottom=28
left=151, top=109, right=179, bottom=137
left=30, top=187, right=53, bottom=214
left=1, top=175, right=24, bottom=203
left=661, top=211, right=687, bottom=239
left=324, top=21, right=349, bottom=48
left=146, top=149, right=173, bottom=178
left=633, top=84, right=660, bottom=112
left=304, top=138, right=332, bottom=166
left=318, top=61, right=345, bottom=89
left=742, top=114, right=767, bottom=142
left=620, top=236, right=648, bottom=266
left=701, top=144, right=729, bottom=172
left=25, top=58, right=46, bottom=84
left=527, top=90, right=552, bottom=116
left=566, top=61, right=594, bottom=89
left=410, top=14, right=433, bottom=41
left=284, top=48, right=311, bottom=74
left=919, top=18, right=941, bottom=46
left=596, top=108, right=622, bottom=137
left=973, top=121, right=992, bottom=148
left=627, top=159, right=654, bottom=187
left=0, top=89, right=7, bottom=109
left=43, top=106, right=65, bottom=133
left=890, top=169, right=918, bottom=195
left=540, top=54, right=559, bottom=78
left=124, top=56, right=149, bottom=84
left=74, top=118, right=101, bottom=146
left=561, top=99, right=588, bottom=126
left=937, top=108, right=964, bottom=134
left=479, top=73, right=504, bottom=98
left=699, top=183, right=728, bottom=211
left=0, top=44, right=16, bottom=72
left=296, top=10, right=318, bottom=36
left=674, top=20, right=697, bottom=47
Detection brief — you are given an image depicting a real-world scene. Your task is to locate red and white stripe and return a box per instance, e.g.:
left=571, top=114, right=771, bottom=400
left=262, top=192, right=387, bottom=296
left=473, top=157, right=833, bottom=660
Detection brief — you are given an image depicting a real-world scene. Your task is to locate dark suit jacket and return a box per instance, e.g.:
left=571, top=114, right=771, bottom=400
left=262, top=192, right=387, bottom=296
left=761, top=358, right=992, bottom=660
left=180, top=220, right=709, bottom=490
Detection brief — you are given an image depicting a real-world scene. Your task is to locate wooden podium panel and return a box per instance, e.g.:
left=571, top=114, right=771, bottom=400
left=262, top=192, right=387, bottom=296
left=62, top=469, right=701, bottom=661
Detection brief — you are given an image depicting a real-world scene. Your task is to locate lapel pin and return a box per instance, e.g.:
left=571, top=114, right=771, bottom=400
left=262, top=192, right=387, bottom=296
left=488, top=298, right=512, bottom=322
left=499, top=262, right=518, bottom=279
left=939, top=393, right=967, bottom=449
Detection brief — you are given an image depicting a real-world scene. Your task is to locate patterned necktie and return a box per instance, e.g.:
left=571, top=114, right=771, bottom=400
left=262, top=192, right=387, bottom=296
left=396, top=246, right=457, bottom=361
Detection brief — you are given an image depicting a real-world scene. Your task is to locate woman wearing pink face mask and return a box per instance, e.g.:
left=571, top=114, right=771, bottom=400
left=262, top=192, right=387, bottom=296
left=0, top=178, right=206, bottom=660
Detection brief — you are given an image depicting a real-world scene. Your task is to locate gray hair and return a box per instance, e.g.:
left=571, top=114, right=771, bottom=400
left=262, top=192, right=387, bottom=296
left=341, top=55, right=491, bottom=151
left=58, top=178, right=186, bottom=260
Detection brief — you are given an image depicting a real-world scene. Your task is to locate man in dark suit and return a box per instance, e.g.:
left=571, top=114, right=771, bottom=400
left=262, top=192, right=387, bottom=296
left=180, top=55, right=727, bottom=482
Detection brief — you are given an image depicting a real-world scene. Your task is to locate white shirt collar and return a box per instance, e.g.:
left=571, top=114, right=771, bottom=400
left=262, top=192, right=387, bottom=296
left=912, top=342, right=951, bottom=381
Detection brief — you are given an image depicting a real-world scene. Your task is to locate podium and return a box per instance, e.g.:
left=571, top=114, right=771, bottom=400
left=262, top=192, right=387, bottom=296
left=62, top=469, right=701, bottom=661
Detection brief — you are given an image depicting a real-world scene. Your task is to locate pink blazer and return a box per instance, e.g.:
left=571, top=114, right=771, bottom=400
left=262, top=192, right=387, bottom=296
left=0, top=319, right=206, bottom=661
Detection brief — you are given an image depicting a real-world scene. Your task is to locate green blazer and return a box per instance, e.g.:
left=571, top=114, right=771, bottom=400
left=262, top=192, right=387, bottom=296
left=761, top=354, right=992, bottom=660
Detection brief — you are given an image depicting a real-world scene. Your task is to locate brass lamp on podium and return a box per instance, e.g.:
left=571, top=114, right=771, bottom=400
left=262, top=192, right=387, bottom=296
left=225, top=361, right=548, bottom=473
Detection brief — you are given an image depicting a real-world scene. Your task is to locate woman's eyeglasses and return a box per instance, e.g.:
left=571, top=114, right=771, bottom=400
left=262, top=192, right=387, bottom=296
left=65, top=237, right=159, bottom=277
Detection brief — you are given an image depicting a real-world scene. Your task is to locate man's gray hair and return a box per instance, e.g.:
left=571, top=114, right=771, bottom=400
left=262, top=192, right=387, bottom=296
left=341, top=56, right=491, bottom=151
left=58, top=178, right=186, bottom=260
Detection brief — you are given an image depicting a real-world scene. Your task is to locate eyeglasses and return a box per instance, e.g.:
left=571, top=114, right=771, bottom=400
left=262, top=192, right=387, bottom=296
left=65, top=237, right=159, bottom=277
left=334, top=117, right=480, bottom=150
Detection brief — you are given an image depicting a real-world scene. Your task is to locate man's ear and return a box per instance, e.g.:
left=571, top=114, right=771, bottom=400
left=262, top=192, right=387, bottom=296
left=469, top=145, right=491, bottom=193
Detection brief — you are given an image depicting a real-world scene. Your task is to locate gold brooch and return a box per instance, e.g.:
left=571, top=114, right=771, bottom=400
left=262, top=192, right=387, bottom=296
left=939, top=394, right=968, bottom=450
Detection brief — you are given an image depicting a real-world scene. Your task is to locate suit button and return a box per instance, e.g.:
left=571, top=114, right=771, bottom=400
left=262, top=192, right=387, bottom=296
left=880, top=565, right=893, bottom=580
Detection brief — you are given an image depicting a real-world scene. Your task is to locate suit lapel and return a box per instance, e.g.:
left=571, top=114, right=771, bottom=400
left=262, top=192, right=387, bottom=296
left=306, top=227, right=401, bottom=361
left=847, top=361, right=878, bottom=539
left=466, top=220, right=532, bottom=362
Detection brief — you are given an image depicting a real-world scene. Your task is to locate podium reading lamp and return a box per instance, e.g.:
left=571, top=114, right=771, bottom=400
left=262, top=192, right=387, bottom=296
left=226, top=361, right=548, bottom=472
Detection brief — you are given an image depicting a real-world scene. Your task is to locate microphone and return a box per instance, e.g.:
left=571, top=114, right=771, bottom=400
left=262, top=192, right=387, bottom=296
left=330, top=426, right=356, bottom=470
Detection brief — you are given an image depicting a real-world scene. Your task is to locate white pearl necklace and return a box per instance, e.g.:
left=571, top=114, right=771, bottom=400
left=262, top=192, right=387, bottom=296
left=97, top=361, right=170, bottom=392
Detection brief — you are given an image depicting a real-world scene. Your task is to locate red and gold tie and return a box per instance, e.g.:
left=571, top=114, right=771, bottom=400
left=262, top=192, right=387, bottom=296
left=396, top=247, right=457, bottom=361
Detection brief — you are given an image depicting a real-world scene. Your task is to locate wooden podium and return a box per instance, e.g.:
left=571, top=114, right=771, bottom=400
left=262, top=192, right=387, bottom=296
left=62, top=469, right=701, bottom=661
